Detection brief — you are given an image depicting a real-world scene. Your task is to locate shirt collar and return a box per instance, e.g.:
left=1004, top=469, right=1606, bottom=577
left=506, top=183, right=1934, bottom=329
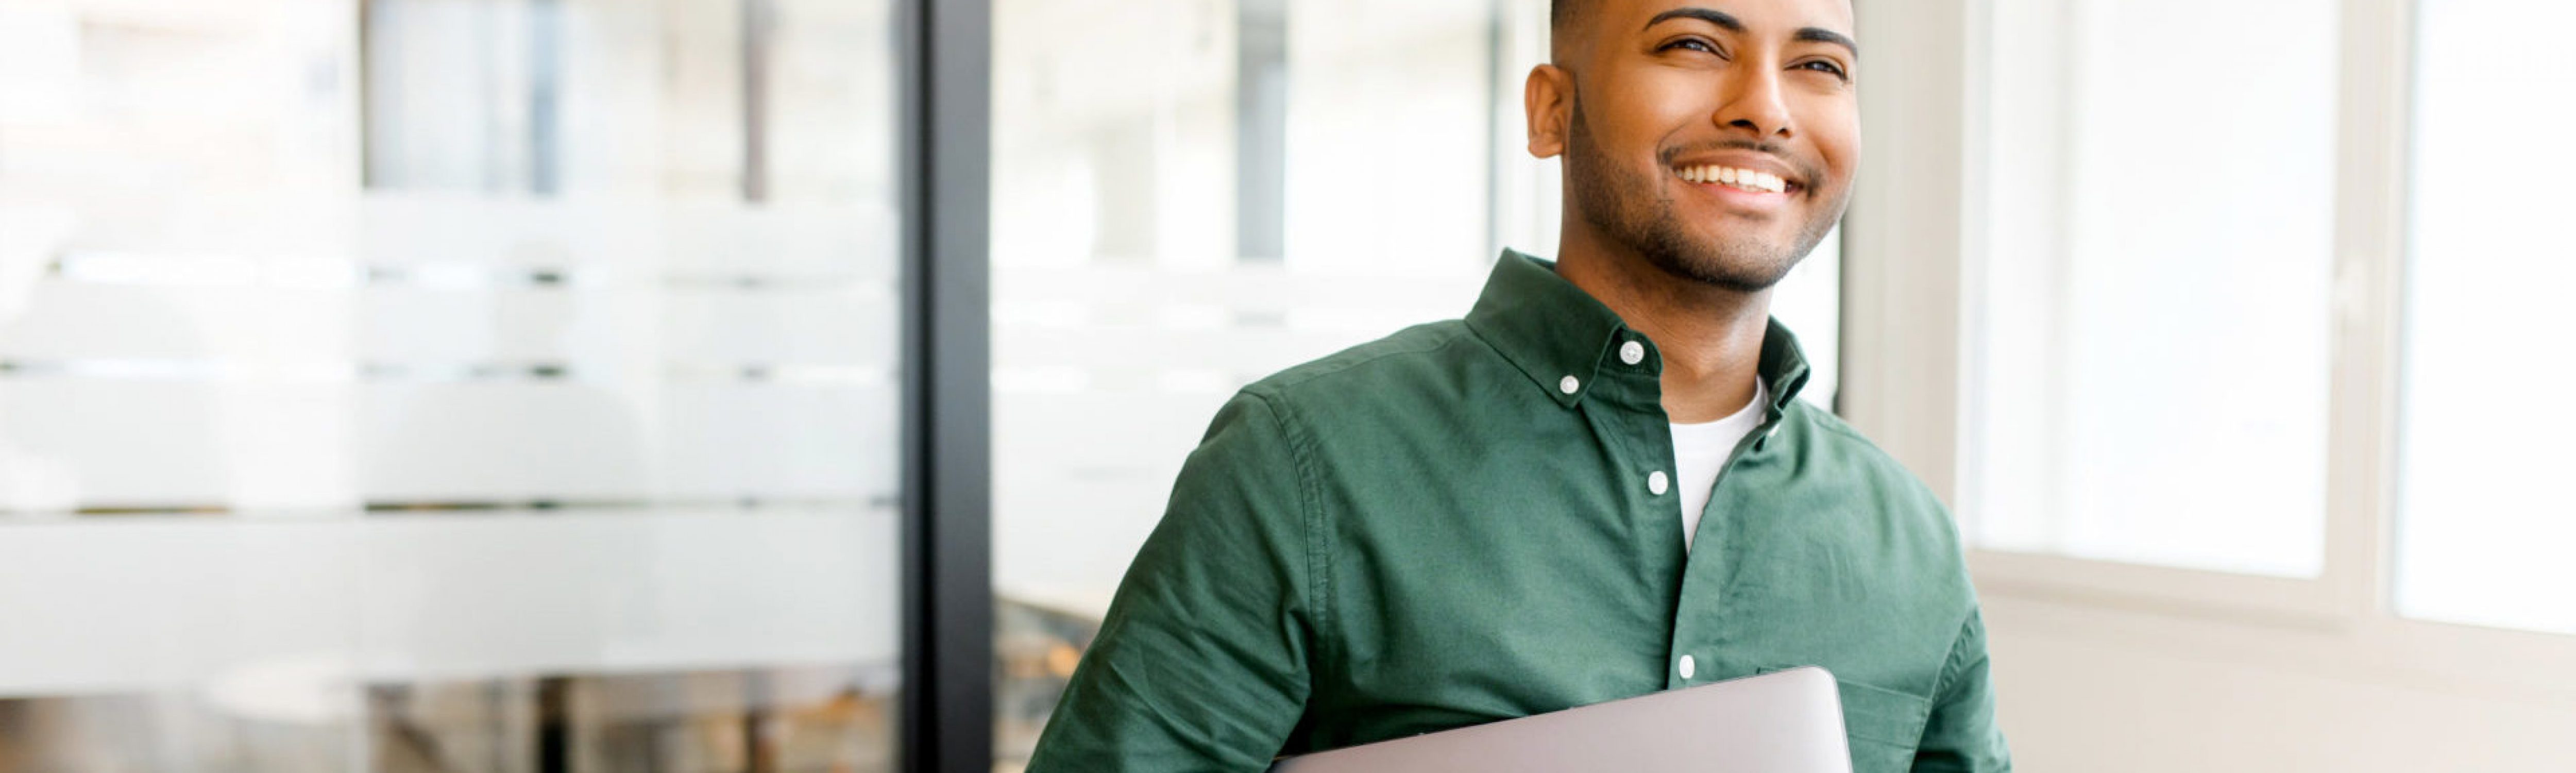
left=1463, top=249, right=1812, bottom=418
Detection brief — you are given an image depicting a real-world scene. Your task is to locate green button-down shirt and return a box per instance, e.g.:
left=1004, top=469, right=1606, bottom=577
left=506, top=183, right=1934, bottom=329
left=1026, top=250, right=2011, bottom=772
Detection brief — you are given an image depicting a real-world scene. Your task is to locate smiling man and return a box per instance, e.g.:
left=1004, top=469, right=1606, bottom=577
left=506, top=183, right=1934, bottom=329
left=1022, top=1, right=2009, bottom=771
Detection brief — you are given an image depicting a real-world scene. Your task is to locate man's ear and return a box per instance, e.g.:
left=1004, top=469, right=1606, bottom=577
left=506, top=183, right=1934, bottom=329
left=1525, top=64, right=1571, bottom=160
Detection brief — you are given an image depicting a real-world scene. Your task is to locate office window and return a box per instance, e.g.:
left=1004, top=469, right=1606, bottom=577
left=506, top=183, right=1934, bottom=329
left=2395, top=0, right=2576, bottom=635
left=1968, top=0, right=2338, bottom=577
left=0, top=1, right=904, bottom=769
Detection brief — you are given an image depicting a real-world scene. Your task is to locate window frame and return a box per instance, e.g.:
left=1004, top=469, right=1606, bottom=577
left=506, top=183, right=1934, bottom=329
left=897, top=0, right=995, bottom=771
left=1842, top=0, right=2576, bottom=694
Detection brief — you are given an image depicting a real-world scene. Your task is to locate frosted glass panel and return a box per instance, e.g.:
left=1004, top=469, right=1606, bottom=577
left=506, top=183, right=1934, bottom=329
left=0, top=1, right=903, bottom=769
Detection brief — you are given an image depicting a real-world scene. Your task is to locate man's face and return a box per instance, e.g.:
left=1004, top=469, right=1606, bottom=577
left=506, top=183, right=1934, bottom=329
left=1535, top=0, right=1860, bottom=292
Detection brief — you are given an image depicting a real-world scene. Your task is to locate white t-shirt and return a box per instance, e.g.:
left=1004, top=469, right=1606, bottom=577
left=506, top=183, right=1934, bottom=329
left=1669, top=379, right=1769, bottom=552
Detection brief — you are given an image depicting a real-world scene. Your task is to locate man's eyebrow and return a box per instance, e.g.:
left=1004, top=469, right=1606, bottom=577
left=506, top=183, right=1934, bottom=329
left=1642, top=9, right=1861, bottom=59
left=1643, top=7, right=1745, bottom=33
left=1795, top=27, right=1860, bottom=58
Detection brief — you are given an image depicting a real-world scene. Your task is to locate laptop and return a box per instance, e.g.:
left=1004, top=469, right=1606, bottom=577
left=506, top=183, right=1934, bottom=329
left=1268, top=666, right=1853, bottom=772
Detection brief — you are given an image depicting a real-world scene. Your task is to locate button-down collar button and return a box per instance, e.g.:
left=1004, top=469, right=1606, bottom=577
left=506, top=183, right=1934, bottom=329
left=1647, top=470, right=1669, bottom=495
left=1678, top=654, right=1697, bottom=679
left=1559, top=375, right=1580, bottom=395
left=1619, top=340, right=1645, bottom=365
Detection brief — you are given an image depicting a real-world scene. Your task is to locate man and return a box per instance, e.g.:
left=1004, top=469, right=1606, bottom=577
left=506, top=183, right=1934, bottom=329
left=1025, top=0, right=2009, bottom=770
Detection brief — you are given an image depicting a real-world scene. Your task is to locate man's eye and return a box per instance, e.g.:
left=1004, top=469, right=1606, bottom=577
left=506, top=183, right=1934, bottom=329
left=1796, top=60, right=1849, bottom=79
left=1662, top=39, right=1721, bottom=56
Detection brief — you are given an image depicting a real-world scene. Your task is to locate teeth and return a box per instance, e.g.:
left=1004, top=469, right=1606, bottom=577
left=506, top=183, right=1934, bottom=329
left=1677, top=164, right=1788, bottom=194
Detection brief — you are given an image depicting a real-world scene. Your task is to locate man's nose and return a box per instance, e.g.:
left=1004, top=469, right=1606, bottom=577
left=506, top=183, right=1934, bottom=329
left=1715, top=65, right=1794, bottom=140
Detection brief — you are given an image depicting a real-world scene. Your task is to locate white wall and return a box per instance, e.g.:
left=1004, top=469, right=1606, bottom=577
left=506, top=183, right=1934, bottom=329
left=1985, top=595, right=2576, bottom=771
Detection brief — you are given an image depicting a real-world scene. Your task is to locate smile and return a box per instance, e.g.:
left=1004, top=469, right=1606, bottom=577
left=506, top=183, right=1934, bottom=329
left=1674, top=164, right=1791, bottom=195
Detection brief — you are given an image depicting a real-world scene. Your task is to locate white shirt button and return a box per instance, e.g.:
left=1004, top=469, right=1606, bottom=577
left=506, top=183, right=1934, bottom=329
left=1647, top=470, right=1669, bottom=495
left=1559, top=375, right=1580, bottom=394
left=1619, top=340, right=1645, bottom=365
left=1678, top=654, right=1697, bottom=679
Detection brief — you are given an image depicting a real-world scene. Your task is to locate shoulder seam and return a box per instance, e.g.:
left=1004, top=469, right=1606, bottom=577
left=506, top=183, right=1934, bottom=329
left=1248, top=323, right=1473, bottom=396
left=1793, top=405, right=1916, bottom=473
left=1241, top=389, right=1335, bottom=680
left=1799, top=404, right=1879, bottom=447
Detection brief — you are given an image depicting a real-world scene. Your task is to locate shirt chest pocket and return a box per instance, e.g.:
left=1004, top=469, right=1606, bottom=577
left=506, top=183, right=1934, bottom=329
left=1835, top=678, right=1933, bottom=771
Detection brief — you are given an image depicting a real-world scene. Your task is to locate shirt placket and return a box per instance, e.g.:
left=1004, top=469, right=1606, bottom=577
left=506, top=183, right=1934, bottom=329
left=1577, top=329, right=1703, bottom=690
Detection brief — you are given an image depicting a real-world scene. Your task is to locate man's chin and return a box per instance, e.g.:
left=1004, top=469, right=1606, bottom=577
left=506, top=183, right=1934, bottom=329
left=1644, top=246, right=1798, bottom=293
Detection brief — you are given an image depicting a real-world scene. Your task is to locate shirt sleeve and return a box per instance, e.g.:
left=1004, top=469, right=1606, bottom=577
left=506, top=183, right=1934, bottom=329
left=1911, top=608, right=2013, bottom=772
left=1023, top=392, right=1320, bottom=773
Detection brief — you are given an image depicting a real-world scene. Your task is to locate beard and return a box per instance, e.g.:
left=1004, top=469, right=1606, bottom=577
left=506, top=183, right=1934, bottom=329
left=1564, top=91, right=1844, bottom=293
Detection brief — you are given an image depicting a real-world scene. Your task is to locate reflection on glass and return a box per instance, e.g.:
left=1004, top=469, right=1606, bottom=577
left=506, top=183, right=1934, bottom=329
left=2396, top=0, right=2576, bottom=636
left=1969, top=0, right=2336, bottom=577
left=0, top=0, right=903, bottom=769
left=985, top=0, right=1841, bottom=767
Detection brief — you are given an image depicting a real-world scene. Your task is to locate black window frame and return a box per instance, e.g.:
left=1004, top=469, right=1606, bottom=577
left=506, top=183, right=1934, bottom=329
left=896, top=0, right=993, bottom=771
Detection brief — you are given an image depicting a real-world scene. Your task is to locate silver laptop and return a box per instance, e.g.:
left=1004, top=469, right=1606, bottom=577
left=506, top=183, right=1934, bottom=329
left=1268, top=666, right=1853, bottom=772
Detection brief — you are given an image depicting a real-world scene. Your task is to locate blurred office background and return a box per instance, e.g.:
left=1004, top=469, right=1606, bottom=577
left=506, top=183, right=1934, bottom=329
left=0, top=0, right=2567, bottom=771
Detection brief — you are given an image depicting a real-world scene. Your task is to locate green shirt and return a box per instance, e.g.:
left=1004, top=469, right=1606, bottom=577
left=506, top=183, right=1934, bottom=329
left=1026, top=250, right=2011, bottom=772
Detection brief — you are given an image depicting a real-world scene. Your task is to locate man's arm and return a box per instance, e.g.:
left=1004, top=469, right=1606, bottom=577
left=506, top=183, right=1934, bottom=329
left=1024, top=392, right=1319, bottom=772
left=1912, top=608, right=2012, bottom=772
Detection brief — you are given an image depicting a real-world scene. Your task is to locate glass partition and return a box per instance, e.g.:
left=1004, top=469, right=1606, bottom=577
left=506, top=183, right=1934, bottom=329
left=0, top=1, right=905, bottom=769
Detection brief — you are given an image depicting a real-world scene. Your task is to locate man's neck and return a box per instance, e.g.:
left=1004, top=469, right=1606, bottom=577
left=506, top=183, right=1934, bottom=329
left=1553, top=232, right=1773, bottom=425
